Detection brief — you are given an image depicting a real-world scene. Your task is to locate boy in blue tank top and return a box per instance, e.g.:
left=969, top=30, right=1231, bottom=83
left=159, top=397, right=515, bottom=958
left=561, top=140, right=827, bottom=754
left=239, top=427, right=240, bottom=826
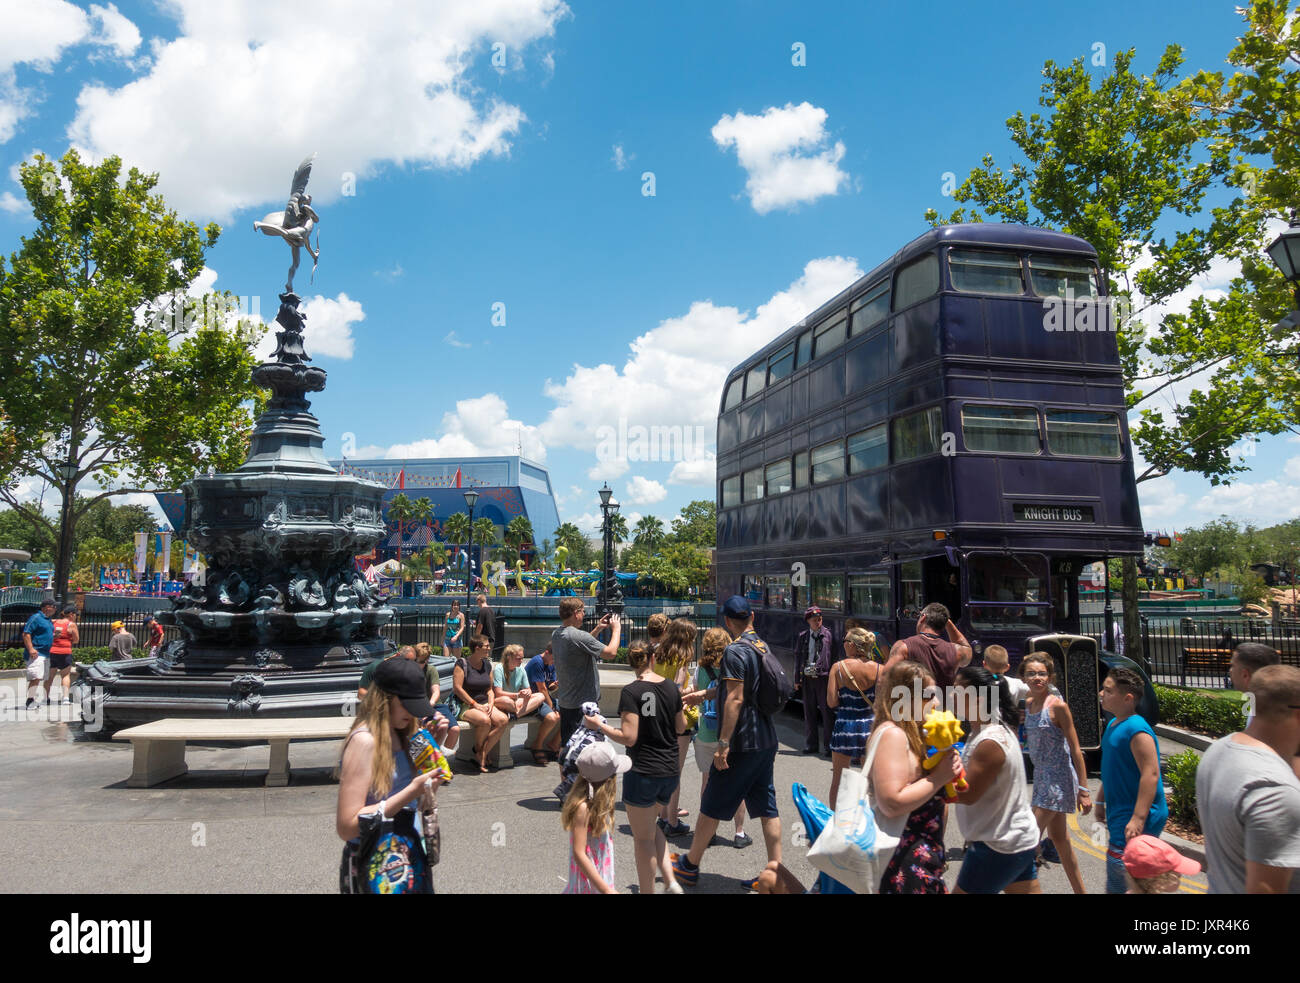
left=1096, top=667, right=1167, bottom=894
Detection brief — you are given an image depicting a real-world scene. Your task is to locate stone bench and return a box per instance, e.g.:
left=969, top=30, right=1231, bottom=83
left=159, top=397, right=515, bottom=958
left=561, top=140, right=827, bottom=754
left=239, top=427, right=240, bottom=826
left=114, top=717, right=353, bottom=788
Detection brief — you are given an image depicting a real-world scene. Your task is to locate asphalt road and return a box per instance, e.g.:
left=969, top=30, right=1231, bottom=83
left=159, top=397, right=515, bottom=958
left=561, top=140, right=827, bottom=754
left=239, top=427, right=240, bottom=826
left=0, top=681, right=1208, bottom=894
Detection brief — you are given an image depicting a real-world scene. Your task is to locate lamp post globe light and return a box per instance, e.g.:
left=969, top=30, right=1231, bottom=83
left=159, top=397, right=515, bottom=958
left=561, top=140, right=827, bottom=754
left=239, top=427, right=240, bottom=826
left=597, top=483, right=624, bottom=616
left=463, top=488, right=479, bottom=614
left=1267, top=213, right=1300, bottom=338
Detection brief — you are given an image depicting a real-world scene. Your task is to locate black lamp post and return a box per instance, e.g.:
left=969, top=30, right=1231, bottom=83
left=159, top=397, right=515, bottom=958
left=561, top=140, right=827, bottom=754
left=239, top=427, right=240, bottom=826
left=463, top=488, right=479, bottom=614
left=598, top=483, right=623, bottom=616
left=1267, top=213, right=1300, bottom=336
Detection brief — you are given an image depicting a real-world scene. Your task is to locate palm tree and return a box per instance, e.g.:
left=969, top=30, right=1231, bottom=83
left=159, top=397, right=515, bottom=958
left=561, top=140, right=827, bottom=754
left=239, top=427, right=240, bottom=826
left=554, top=521, right=584, bottom=552
left=387, top=493, right=414, bottom=564
left=472, top=517, right=498, bottom=584
left=606, top=511, right=629, bottom=546
left=412, top=497, right=435, bottom=554
left=633, top=515, right=665, bottom=549
left=505, top=515, right=534, bottom=564
left=535, top=537, right=555, bottom=571
left=443, top=512, right=470, bottom=571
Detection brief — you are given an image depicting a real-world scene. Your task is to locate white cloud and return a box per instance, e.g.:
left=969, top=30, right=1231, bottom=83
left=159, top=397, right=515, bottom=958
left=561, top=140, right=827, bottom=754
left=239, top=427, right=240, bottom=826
left=0, top=0, right=143, bottom=144
left=611, top=143, right=633, bottom=171
left=624, top=475, right=667, bottom=505
left=298, top=292, right=362, bottom=359
left=377, top=393, right=547, bottom=461
left=589, top=459, right=629, bottom=481
left=1135, top=475, right=1189, bottom=524
left=1194, top=479, right=1300, bottom=520
left=0, top=190, right=24, bottom=213
left=66, top=0, right=571, bottom=220
left=711, top=102, right=848, bottom=214
left=1284, top=456, right=1300, bottom=481
left=541, top=256, right=863, bottom=470
left=669, top=453, right=716, bottom=485
left=444, top=330, right=471, bottom=349
left=89, top=3, right=141, bottom=59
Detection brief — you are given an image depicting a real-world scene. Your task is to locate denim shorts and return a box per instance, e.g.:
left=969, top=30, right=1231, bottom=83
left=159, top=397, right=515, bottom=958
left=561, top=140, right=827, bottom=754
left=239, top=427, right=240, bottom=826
left=623, top=771, right=679, bottom=808
left=431, top=704, right=457, bottom=724
left=955, top=840, right=1038, bottom=894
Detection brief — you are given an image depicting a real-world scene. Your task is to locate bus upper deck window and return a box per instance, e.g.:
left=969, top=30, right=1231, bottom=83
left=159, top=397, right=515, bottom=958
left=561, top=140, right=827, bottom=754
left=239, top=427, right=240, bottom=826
left=768, top=341, right=796, bottom=383
left=744, top=363, right=766, bottom=400
left=891, top=406, right=943, bottom=463
left=743, top=467, right=765, bottom=501
left=1029, top=254, right=1100, bottom=299
left=813, top=312, right=847, bottom=358
left=851, top=280, right=889, bottom=335
left=765, top=459, right=792, bottom=495
left=811, top=440, right=845, bottom=484
left=795, top=331, right=812, bottom=368
left=893, top=253, right=940, bottom=310
left=847, top=423, right=888, bottom=473
left=723, top=377, right=743, bottom=412
left=961, top=404, right=1040, bottom=454
left=948, top=249, right=1025, bottom=295
left=721, top=475, right=741, bottom=508
left=1046, top=410, right=1121, bottom=458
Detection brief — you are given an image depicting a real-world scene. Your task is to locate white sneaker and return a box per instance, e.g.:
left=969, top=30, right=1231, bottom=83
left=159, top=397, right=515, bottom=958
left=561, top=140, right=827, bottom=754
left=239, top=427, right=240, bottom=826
left=665, top=881, right=684, bottom=895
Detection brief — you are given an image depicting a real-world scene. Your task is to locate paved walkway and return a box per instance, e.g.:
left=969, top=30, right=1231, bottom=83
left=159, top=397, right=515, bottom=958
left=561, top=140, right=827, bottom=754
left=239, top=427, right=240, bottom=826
left=0, top=680, right=1208, bottom=894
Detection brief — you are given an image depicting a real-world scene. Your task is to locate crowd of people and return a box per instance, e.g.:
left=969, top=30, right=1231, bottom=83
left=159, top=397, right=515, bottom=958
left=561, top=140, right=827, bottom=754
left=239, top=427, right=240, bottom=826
left=334, top=595, right=1300, bottom=895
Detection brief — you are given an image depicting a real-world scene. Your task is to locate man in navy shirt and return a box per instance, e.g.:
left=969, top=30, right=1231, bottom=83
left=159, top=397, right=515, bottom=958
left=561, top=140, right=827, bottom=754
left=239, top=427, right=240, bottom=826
left=524, top=643, right=561, bottom=759
left=22, top=598, right=56, bottom=709
left=672, top=595, right=781, bottom=890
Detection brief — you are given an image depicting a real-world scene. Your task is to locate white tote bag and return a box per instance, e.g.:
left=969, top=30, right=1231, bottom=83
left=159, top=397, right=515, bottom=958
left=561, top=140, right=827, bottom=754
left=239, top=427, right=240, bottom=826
left=807, top=727, right=905, bottom=894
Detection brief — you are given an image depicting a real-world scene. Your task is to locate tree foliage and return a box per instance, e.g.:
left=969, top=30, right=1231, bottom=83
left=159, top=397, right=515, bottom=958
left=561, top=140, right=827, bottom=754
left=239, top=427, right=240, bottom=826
left=926, top=44, right=1297, bottom=486
left=0, top=150, right=265, bottom=579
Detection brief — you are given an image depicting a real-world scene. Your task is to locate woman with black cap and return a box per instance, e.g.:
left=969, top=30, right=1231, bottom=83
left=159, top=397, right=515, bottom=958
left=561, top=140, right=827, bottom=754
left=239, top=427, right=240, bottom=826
left=337, top=656, right=445, bottom=893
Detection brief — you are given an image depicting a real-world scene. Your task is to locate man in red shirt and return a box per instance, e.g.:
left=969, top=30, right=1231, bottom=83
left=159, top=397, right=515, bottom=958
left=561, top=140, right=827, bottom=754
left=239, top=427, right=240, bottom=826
left=144, top=616, right=165, bottom=658
left=884, top=602, right=972, bottom=695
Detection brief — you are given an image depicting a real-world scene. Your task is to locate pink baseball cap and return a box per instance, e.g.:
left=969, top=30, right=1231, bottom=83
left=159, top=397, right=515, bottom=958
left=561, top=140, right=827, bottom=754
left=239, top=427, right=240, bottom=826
left=1122, top=835, right=1201, bottom=878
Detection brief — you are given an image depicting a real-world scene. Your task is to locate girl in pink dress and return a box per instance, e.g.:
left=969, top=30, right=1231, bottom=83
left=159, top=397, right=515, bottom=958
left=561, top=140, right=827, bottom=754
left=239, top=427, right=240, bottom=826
left=560, top=742, right=629, bottom=894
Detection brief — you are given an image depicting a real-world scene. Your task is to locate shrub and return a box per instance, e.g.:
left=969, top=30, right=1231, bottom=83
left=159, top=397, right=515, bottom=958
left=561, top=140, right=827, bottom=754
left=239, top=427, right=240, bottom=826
left=1, top=647, right=143, bottom=670
left=1154, top=685, right=1245, bottom=737
left=1162, top=748, right=1202, bottom=832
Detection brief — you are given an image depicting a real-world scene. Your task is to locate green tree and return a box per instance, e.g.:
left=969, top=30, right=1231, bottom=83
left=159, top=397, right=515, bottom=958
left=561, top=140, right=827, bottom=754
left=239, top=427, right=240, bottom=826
left=472, top=516, right=498, bottom=560
left=387, top=493, right=414, bottom=565
left=0, top=149, right=265, bottom=600
left=505, top=515, right=535, bottom=561
left=1165, top=517, right=1251, bottom=582
left=443, top=511, right=470, bottom=567
left=925, top=44, right=1297, bottom=665
left=670, top=500, right=717, bottom=548
left=605, top=511, right=628, bottom=545
left=411, top=496, right=435, bottom=551
left=633, top=515, right=666, bottom=548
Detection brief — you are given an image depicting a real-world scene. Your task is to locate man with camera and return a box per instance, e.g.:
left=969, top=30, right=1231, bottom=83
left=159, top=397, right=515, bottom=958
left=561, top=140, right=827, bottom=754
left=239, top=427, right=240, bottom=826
left=551, top=596, right=622, bottom=746
left=794, top=606, right=835, bottom=757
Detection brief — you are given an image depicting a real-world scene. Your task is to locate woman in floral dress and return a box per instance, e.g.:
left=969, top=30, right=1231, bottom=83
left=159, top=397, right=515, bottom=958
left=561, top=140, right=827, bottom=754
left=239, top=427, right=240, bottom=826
left=868, top=660, right=960, bottom=894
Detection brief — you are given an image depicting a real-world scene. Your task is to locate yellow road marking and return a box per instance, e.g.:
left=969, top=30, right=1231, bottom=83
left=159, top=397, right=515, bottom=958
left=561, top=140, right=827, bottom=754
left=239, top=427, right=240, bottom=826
left=1066, top=812, right=1205, bottom=894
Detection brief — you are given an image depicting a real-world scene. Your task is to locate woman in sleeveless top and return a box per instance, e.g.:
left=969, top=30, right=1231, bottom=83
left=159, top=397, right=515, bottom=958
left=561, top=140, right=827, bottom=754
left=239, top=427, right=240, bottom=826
left=444, top=599, right=464, bottom=656
left=1021, top=651, right=1090, bottom=894
left=453, top=635, right=509, bottom=772
left=869, top=660, right=960, bottom=894
left=336, top=656, right=444, bottom=893
left=827, top=626, right=881, bottom=810
left=950, top=666, right=1042, bottom=894
left=45, top=605, right=79, bottom=704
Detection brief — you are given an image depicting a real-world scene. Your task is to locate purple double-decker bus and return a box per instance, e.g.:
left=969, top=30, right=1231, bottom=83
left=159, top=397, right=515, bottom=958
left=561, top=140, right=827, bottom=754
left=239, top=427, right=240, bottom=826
left=715, top=223, right=1153, bottom=748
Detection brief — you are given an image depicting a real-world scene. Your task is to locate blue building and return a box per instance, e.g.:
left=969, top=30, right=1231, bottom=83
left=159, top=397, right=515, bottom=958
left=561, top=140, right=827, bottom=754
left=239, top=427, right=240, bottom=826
left=326, top=456, right=562, bottom=564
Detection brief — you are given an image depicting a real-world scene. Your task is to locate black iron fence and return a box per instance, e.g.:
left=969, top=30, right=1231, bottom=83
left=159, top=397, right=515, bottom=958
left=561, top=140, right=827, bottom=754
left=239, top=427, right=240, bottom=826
left=1079, top=614, right=1300, bottom=689
left=0, top=607, right=179, bottom=651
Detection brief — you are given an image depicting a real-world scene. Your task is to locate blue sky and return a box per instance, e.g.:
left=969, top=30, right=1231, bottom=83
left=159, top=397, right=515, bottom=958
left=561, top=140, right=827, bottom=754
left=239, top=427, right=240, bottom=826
left=2, top=0, right=1295, bottom=537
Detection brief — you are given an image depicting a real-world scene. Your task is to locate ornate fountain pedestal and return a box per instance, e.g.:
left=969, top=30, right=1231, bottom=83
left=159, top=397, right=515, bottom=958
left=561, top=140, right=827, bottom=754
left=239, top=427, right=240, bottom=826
left=84, top=293, right=396, bottom=733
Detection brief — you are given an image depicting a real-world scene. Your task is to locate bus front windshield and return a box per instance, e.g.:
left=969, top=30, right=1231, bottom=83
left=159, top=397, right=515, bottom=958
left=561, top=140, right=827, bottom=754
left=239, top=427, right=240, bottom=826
left=966, top=553, right=1051, bottom=631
